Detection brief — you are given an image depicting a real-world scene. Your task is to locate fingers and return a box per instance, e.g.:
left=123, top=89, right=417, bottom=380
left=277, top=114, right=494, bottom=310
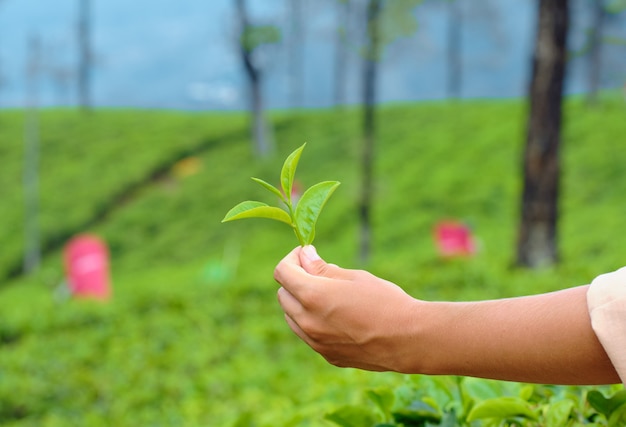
left=276, top=286, right=302, bottom=319
left=273, top=247, right=307, bottom=295
left=283, top=312, right=310, bottom=345
left=274, top=245, right=353, bottom=296
left=278, top=287, right=318, bottom=348
left=298, top=245, right=357, bottom=281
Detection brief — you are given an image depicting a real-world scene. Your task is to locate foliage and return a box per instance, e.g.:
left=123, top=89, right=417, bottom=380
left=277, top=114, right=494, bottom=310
left=380, top=0, right=422, bottom=46
left=0, top=96, right=625, bottom=425
left=0, top=110, right=247, bottom=281
left=223, top=143, right=341, bottom=246
left=326, top=377, right=625, bottom=426
left=241, top=24, right=281, bottom=52
left=606, top=0, right=626, bottom=13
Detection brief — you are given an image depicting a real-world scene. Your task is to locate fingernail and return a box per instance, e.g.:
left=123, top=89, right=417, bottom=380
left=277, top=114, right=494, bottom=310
left=302, top=245, right=321, bottom=261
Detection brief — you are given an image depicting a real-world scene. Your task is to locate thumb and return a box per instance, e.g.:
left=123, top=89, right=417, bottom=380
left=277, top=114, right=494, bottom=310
left=300, top=245, right=351, bottom=280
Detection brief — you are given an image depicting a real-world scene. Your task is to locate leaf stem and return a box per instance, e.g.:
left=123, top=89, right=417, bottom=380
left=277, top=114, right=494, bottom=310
left=292, top=224, right=305, bottom=246
left=285, top=200, right=305, bottom=246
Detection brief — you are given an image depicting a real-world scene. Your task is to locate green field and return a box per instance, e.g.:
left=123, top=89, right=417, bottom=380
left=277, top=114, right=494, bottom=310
left=1, top=97, right=625, bottom=426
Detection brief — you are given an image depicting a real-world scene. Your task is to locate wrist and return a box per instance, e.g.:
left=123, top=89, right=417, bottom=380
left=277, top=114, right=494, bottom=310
left=390, top=298, right=444, bottom=375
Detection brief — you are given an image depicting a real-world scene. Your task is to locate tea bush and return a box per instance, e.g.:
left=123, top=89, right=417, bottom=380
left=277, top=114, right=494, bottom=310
left=1, top=97, right=625, bottom=425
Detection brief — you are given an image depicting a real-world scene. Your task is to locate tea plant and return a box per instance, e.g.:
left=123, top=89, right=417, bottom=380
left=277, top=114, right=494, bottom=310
left=222, top=143, right=340, bottom=246
left=325, top=376, right=624, bottom=427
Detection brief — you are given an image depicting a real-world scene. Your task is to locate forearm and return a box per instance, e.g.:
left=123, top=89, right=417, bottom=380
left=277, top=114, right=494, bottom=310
left=409, top=285, right=619, bottom=385
left=275, top=247, right=620, bottom=385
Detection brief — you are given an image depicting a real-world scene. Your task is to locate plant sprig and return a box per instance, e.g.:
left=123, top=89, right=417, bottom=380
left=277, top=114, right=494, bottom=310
left=222, top=143, right=340, bottom=246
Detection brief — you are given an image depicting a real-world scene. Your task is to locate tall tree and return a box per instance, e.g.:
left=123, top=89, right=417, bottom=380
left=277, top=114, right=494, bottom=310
left=358, top=0, right=383, bottom=264
left=587, top=0, right=606, bottom=104
left=288, top=0, right=305, bottom=108
left=77, top=0, right=92, bottom=110
left=24, top=35, right=42, bottom=274
left=446, top=0, right=462, bottom=99
left=516, top=0, right=569, bottom=268
left=0, top=0, right=5, bottom=106
left=358, top=0, right=420, bottom=264
left=334, top=0, right=352, bottom=107
left=235, top=0, right=279, bottom=157
left=583, top=0, right=626, bottom=104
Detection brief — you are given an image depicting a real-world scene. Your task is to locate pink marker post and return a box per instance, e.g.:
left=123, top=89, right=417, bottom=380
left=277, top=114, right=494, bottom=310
left=64, top=234, right=112, bottom=300
left=434, top=221, right=477, bottom=258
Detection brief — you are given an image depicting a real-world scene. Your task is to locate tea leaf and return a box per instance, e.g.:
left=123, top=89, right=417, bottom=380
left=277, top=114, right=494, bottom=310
left=588, top=390, right=626, bottom=417
left=466, top=397, right=537, bottom=422
left=544, top=400, right=574, bottom=427
left=294, top=181, right=340, bottom=245
left=281, top=143, right=306, bottom=204
left=609, top=403, right=626, bottom=427
left=324, top=405, right=379, bottom=427
left=222, top=201, right=292, bottom=225
left=223, top=143, right=340, bottom=246
left=366, top=387, right=395, bottom=421
left=251, top=177, right=286, bottom=203
left=392, top=401, right=441, bottom=425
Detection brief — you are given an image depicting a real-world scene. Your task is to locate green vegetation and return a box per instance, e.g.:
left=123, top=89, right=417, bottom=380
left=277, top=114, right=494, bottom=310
left=222, top=143, right=341, bottom=246
left=0, top=97, right=625, bottom=426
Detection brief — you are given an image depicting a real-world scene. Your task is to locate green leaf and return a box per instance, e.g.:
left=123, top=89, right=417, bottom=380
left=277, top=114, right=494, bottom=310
left=392, top=400, right=441, bottom=425
left=519, top=384, right=534, bottom=401
left=588, top=390, right=626, bottom=418
left=438, top=410, right=458, bottom=427
left=543, top=399, right=574, bottom=427
left=294, top=181, right=340, bottom=245
left=251, top=177, right=286, bottom=203
left=281, top=143, right=306, bottom=204
left=609, top=403, right=626, bottom=427
left=221, top=201, right=292, bottom=225
left=325, top=405, right=379, bottom=427
left=366, top=387, right=395, bottom=421
left=466, top=397, right=538, bottom=422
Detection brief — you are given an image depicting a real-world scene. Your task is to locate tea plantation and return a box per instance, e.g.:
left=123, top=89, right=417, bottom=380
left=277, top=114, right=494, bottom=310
left=1, top=96, right=625, bottom=426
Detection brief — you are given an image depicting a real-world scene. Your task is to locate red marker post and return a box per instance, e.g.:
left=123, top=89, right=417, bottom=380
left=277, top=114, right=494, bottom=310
left=64, top=234, right=112, bottom=300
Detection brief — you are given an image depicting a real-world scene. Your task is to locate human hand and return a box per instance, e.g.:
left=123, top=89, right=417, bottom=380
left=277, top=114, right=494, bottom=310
left=274, top=245, right=421, bottom=372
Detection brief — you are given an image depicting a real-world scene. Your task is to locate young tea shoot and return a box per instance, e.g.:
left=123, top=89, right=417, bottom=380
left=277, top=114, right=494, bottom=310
left=222, top=143, right=340, bottom=246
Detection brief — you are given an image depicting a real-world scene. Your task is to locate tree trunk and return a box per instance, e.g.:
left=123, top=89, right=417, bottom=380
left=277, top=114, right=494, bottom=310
left=334, top=0, right=351, bottom=107
left=516, top=0, right=569, bottom=268
left=78, top=0, right=92, bottom=111
left=587, top=0, right=604, bottom=105
left=359, top=0, right=382, bottom=265
left=235, top=0, right=272, bottom=157
left=446, top=0, right=462, bottom=99
left=24, top=35, right=42, bottom=274
left=288, top=0, right=304, bottom=109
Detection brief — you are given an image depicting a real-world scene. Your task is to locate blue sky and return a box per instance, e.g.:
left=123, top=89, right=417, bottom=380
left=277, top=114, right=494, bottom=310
left=1, top=0, right=240, bottom=107
left=0, top=1, right=622, bottom=109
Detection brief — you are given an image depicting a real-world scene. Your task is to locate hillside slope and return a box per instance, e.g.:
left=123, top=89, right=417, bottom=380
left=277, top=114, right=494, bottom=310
left=0, top=99, right=625, bottom=425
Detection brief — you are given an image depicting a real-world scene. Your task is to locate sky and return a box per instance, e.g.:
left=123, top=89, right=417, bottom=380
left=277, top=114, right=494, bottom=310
left=0, top=0, right=622, bottom=110
left=1, top=0, right=241, bottom=108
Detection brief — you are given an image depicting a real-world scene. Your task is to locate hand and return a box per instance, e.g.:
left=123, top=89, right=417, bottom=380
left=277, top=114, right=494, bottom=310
left=274, top=245, right=420, bottom=372
left=275, top=246, right=620, bottom=384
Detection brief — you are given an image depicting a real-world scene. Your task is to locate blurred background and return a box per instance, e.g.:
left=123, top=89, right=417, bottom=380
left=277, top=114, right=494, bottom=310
left=1, top=0, right=625, bottom=109
left=1, top=1, right=626, bottom=426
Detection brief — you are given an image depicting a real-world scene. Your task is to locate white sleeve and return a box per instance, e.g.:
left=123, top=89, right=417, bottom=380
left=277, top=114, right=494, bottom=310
left=587, top=266, right=626, bottom=385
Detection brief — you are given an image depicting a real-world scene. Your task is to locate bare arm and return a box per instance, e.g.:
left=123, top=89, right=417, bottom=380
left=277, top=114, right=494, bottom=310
left=275, top=246, right=619, bottom=385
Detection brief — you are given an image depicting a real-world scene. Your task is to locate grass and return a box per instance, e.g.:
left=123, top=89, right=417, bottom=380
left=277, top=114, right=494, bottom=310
left=0, top=96, right=625, bottom=425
